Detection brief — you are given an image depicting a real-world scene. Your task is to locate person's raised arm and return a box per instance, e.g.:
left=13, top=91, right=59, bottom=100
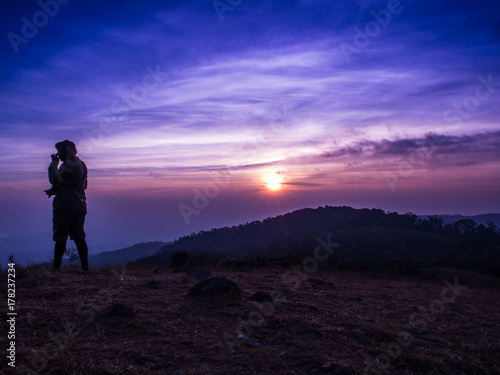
left=48, top=153, right=62, bottom=184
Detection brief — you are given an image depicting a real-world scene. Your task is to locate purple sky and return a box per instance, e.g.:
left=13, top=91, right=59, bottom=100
left=0, top=0, right=499, bottom=249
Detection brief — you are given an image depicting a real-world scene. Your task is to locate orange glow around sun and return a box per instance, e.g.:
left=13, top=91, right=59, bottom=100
left=265, top=174, right=282, bottom=191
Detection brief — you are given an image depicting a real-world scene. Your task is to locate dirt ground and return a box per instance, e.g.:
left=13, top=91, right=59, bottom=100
left=3, top=263, right=500, bottom=374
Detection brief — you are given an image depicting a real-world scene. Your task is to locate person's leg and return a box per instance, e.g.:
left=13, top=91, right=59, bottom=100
left=53, top=241, right=66, bottom=270
left=53, top=210, right=70, bottom=271
left=74, top=239, right=89, bottom=271
left=69, top=212, right=88, bottom=271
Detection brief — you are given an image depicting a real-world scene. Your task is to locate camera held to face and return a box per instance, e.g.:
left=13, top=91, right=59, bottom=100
left=51, top=153, right=60, bottom=162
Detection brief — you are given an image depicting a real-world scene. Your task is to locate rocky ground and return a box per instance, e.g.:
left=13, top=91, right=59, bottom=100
left=3, top=263, right=500, bottom=374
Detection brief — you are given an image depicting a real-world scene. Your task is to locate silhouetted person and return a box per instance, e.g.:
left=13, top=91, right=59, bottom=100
left=45, top=140, right=89, bottom=272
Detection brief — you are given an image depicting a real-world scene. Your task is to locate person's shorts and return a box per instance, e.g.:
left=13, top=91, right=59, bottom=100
left=53, top=211, right=86, bottom=242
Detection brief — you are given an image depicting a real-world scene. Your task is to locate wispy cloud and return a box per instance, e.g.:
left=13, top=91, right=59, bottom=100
left=322, top=131, right=500, bottom=168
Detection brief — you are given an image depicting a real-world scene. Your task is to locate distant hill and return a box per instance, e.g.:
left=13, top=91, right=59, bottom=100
left=130, top=206, right=500, bottom=276
left=0, top=233, right=53, bottom=266
left=426, top=213, right=500, bottom=227
left=0, top=233, right=134, bottom=267
left=89, top=241, right=168, bottom=266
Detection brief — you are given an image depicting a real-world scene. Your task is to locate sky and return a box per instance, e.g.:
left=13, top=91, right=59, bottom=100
left=0, top=0, right=499, bottom=253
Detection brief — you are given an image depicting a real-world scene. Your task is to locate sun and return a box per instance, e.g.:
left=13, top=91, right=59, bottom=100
left=265, top=174, right=282, bottom=191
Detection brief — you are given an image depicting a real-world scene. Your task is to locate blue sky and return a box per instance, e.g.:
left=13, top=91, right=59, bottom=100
left=0, top=0, right=499, bottom=250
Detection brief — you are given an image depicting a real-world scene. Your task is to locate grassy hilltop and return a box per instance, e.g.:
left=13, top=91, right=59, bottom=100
left=5, top=262, right=500, bottom=375
left=5, top=205, right=500, bottom=374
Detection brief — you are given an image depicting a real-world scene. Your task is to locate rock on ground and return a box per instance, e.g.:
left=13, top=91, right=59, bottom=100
left=188, top=276, right=242, bottom=297
left=107, top=303, right=134, bottom=317
left=249, top=291, right=273, bottom=302
left=307, top=278, right=335, bottom=288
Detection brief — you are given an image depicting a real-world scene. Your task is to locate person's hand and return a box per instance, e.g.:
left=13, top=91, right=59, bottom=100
left=51, top=153, right=59, bottom=162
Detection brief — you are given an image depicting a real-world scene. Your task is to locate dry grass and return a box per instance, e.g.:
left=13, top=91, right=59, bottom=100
left=2, top=263, right=500, bottom=374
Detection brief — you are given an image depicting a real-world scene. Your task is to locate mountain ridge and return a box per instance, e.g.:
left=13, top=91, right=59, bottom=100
left=130, top=206, right=500, bottom=276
